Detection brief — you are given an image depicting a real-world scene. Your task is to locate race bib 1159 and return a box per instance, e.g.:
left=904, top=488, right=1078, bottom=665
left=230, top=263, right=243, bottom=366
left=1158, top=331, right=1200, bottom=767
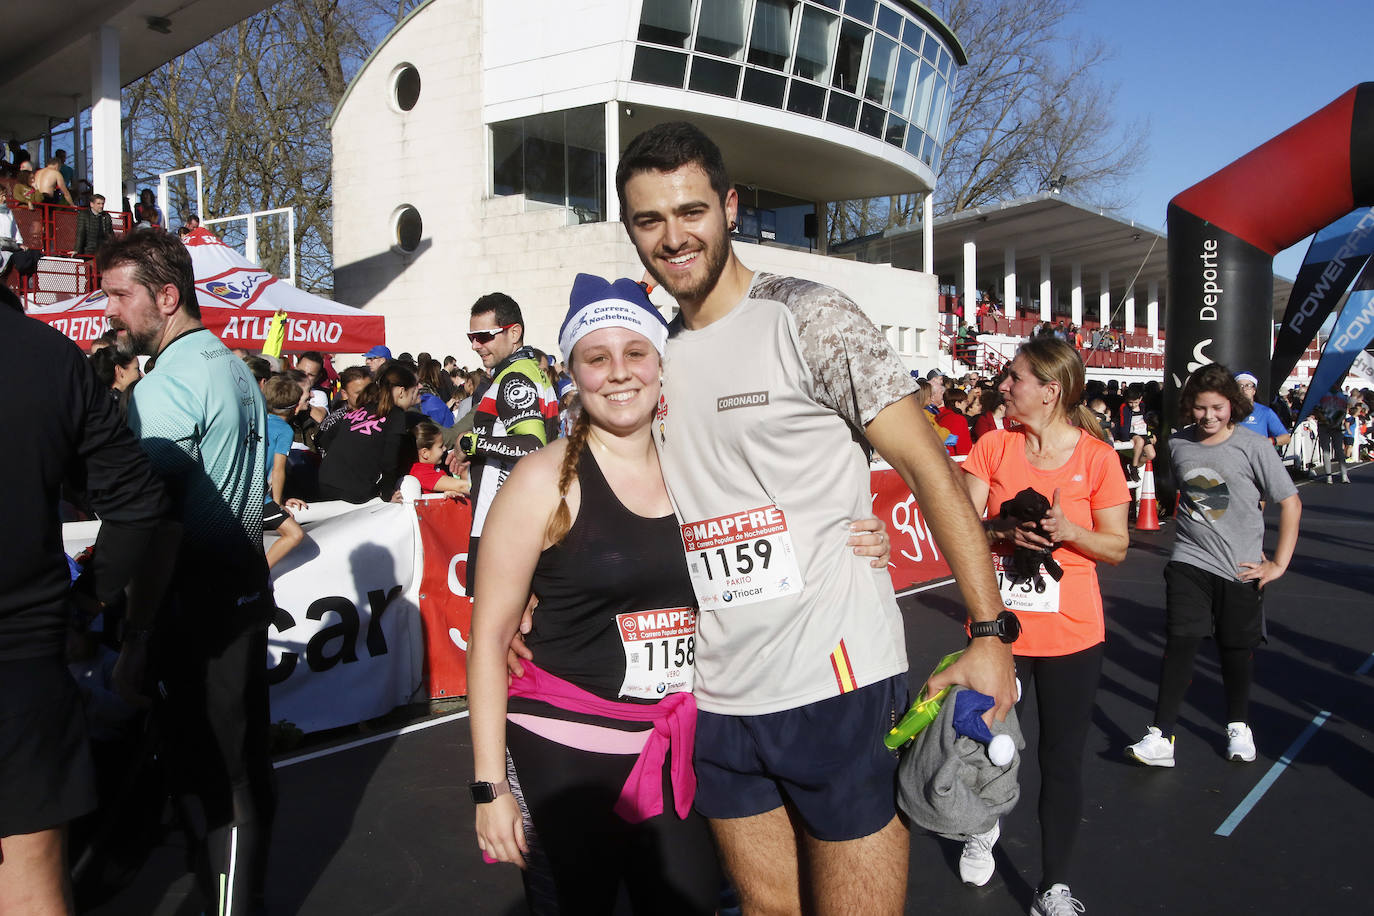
left=681, top=505, right=804, bottom=611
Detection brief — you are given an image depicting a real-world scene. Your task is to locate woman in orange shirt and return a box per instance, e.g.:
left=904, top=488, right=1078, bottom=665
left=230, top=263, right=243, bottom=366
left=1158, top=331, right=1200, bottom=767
left=955, top=338, right=1130, bottom=916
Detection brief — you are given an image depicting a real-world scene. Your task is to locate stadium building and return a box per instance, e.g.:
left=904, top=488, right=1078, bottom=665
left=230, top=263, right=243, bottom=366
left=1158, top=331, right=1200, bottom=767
left=330, top=0, right=966, bottom=364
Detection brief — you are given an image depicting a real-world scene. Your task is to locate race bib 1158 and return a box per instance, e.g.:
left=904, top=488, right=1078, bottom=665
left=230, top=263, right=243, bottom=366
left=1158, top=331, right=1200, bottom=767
left=617, top=607, right=695, bottom=699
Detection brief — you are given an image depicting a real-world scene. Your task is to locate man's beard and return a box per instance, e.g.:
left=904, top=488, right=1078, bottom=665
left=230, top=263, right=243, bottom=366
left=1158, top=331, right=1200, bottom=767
left=113, top=324, right=156, bottom=357
left=646, top=231, right=730, bottom=306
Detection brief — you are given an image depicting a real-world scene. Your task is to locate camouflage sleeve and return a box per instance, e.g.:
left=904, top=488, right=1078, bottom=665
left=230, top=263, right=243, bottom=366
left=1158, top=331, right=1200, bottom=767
left=757, top=275, right=917, bottom=430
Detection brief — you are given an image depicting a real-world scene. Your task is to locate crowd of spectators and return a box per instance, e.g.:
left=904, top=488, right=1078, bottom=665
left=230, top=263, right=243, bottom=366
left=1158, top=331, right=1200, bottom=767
left=919, top=361, right=1372, bottom=491
left=1, top=141, right=206, bottom=291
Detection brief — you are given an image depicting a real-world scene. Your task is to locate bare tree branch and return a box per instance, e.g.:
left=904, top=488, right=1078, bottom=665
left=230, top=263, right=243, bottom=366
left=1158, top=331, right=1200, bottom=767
left=121, top=0, right=418, bottom=293
left=827, top=0, right=1147, bottom=246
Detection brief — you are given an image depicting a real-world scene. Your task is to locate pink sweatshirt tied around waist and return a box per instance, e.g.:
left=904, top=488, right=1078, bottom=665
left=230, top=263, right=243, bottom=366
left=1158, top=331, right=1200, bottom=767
left=507, top=661, right=697, bottom=823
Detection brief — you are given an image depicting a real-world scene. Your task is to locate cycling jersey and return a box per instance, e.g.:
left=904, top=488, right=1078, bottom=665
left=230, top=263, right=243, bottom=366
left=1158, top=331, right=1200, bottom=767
left=465, top=345, right=559, bottom=538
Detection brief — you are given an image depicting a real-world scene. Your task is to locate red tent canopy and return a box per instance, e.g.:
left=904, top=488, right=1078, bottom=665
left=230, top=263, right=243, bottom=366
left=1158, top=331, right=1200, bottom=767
left=29, top=229, right=385, bottom=353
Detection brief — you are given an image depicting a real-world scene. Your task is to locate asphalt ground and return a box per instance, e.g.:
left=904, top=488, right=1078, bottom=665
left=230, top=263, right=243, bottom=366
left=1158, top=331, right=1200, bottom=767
left=91, top=463, right=1374, bottom=915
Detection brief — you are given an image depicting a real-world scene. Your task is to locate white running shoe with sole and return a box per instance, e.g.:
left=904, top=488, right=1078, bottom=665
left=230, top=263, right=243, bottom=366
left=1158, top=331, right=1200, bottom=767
left=959, top=820, right=1000, bottom=887
left=1226, top=722, right=1256, bottom=762
left=1126, top=726, right=1175, bottom=767
left=1030, top=883, right=1085, bottom=915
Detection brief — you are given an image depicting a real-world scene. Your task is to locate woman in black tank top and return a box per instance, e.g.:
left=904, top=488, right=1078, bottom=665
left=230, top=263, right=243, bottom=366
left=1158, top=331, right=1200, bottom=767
left=467, top=278, right=720, bottom=913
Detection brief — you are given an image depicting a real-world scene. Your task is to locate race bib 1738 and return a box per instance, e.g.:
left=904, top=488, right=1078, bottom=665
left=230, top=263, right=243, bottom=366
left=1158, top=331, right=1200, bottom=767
left=992, top=552, right=1060, bottom=614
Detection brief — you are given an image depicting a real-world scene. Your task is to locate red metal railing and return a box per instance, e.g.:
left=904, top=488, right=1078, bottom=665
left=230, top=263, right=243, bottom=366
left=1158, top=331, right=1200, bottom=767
left=3, top=199, right=130, bottom=307
left=939, top=328, right=1008, bottom=374
left=938, top=328, right=1163, bottom=374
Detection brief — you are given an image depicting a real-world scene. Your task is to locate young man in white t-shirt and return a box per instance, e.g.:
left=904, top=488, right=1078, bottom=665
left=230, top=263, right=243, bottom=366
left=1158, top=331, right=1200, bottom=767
left=615, top=121, right=1016, bottom=914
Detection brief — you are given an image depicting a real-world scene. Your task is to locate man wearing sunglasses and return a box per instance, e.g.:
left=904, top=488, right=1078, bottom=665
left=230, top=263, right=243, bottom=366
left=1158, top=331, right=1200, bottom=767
left=459, top=293, right=559, bottom=594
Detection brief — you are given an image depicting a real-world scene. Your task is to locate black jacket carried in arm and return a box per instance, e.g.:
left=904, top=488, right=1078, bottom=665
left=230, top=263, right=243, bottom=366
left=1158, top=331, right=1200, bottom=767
left=0, top=305, right=168, bottom=661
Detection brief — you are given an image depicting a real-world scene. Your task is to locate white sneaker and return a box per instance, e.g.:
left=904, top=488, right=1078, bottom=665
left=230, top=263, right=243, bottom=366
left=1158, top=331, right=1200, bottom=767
left=1030, top=883, right=1085, bottom=915
left=1126, top=726, right=1175, bottom=767
left=1226, top=722, right=1256, bottom=762
left=959, top=820, right=999, bottom=886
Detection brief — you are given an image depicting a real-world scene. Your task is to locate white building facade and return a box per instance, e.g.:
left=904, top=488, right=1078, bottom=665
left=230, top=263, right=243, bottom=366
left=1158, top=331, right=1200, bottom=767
left=330, top=0, right=964, bottom=366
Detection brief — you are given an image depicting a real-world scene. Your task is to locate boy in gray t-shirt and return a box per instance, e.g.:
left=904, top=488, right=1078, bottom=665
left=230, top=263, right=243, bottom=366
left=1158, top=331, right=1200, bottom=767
left=1126, top=365, right=1302, bottom=769
left=1171, top=424, right=1297, bottom=582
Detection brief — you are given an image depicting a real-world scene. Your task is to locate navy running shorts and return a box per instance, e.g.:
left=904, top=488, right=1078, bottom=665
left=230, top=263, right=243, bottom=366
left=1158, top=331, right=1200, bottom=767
left=1165, top=561, right=1266, bottom=649
left=693, top=673, right=908, bottom=842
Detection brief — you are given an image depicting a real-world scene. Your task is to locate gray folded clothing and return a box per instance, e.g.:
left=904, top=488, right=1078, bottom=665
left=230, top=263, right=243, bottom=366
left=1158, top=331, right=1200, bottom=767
left=897, top=685, right=1025, bottom=839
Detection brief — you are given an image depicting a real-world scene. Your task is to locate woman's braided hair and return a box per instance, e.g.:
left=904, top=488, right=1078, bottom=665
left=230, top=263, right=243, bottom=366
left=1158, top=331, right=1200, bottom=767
left=544, top=408, right=591, bottom=547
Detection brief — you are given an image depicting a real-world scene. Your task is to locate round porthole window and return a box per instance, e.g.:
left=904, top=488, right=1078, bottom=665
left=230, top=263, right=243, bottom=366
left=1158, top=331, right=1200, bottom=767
left=393, top=205, right=422, bottom=254
left=392, top=64, right=420, bottom=112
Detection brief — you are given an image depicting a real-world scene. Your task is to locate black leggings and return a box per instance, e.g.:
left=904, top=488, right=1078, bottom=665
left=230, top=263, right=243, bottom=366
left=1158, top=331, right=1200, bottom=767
left=507, top=717, right=721, bottom=915
left=1023, top=643, right=1103, bottom=891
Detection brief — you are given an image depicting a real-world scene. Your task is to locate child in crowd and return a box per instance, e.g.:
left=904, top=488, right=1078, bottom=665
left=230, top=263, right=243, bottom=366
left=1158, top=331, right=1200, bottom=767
left=409, top=420, right=471, bottom=497
left=262, top=375, right=309, bottom=570
left=1126, top=364, right=1301, bottom=767
left=1112, top=383, right=1156, bottom=481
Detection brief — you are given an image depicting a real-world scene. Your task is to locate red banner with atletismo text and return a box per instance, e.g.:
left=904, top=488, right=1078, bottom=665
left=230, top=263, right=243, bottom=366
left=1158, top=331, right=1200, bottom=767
left=413, top=470, right=952, bottom=699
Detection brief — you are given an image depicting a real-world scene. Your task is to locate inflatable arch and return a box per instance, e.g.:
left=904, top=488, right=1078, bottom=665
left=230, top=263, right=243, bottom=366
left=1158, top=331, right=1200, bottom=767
left=1165, top=82, right=1374, bottom=415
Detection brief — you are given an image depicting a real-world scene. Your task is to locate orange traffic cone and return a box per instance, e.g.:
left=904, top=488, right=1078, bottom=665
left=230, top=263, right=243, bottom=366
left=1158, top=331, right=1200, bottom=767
left=1136, top=460, right=1160, bottom=531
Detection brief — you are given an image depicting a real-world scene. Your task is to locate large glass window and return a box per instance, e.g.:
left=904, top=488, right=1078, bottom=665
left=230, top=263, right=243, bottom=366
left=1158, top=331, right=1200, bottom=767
left=522, top=117, right=565, bottom=208
left=742, top=68, right=787, bottom=106
left=902, top=17, right=925, bottom=54
left=912, top=59, right=936, bottom=129
left=490, top=106, right=606, bottom=222
left=690, top=57, right=743, bottom=97
left=491, top=121, right=524, bottom=196
left=786, top=80, right=826, bottom=117
left=864, top=33, right=897, bottom=104
left=925, top=73, right=947, bottom=134
left=632, top=47, right=688, bottom=87
left=639, top=0, right=692, bottom=48
left=627, top=0, right=962, bottom=174
left=826, top=91, right=859, bottom=128
left=696, top=0, right=748, bottom=59
left=888, top=46, right=918, bottom=119
left=565, top=112, right=606, bottom=221
left=859, top=102, right=884, bottom=138
left=831, top=19, right=869, bottom=94
left=748, top=0, right=797, bottom=70
left=884, top=113, right=906, bottom=148
left=876, top=4, right=902, bottom=38
left=792, top=5, right=838, bottom=83
left=844, top=0, right=876, bottom=24
left=904, top=125, right=924, bottom=157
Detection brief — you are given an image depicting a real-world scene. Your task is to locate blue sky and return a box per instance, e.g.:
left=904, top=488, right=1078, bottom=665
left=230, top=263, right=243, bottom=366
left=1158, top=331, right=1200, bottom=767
left=1073, top=0, right=1373, bottom=280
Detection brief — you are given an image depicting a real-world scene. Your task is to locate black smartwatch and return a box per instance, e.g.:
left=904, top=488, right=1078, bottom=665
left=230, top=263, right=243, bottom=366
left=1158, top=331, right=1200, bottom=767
left=469, top=779, right=511, bottom=804
left=969, top=610, right=1020, bottom=644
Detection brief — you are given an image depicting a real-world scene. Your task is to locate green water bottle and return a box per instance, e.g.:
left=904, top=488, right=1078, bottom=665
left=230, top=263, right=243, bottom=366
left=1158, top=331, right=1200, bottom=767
left=884, top=650, right=963, bottom=750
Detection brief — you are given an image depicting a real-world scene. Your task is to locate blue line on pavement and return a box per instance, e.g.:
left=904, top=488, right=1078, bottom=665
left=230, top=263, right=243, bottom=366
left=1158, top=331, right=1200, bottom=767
left=1357, top=653, right=1374, bottom=676
left=1215, top=710, right=1331, bottom=837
